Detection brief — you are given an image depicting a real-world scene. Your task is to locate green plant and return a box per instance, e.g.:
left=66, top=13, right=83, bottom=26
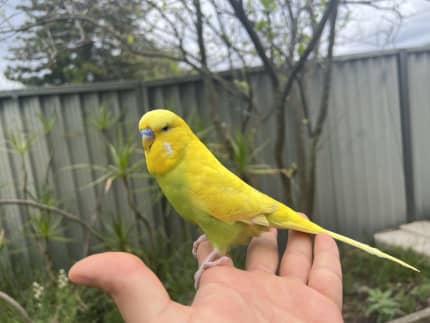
left=4, top=130, right=38, bottom=196
left=4, top=131, right=36, bottom=155
left=0, top=267, right=125, bottom=323
left=99, top=212, right=135, bottom=253
left=411, top=280, right=430, bottom=300
left=25, top=269, right=79, bottom=323
left=366, top=288, right=401, bottom=322
left=89, top=104, right=120, bottom=134
left=37, top=113, right=56, bottom=135
left=25, top=186, right=66, bottom=275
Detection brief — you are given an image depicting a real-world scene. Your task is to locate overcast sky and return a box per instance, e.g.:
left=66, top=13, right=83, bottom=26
left=1, top=0, right=430, bottom=90
left=335, top=0, right=430, bottom=54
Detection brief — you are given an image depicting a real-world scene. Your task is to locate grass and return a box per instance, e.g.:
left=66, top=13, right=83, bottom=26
left=1, top=241, right=428, bottom=322
left=341, top=245, right=430, bottom=323
left=0, top=268, right=123, bottom=323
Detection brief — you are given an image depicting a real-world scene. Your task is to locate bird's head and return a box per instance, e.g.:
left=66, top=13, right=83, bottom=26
left=138, top=109, right=192, bottom=175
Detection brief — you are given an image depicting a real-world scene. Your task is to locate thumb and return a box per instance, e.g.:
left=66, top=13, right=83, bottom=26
left=68, top=252, right=170, bottom=323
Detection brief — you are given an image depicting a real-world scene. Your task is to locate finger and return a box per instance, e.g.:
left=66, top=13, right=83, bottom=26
left=308, top=234, right=343, bottom=310
left=246, top=228, right=278, bottom=273
left=196, top=239, right=233, bottom=267
left=279, top=215, right=313, bottom=283
left=69, top=252, right=173, bottom=323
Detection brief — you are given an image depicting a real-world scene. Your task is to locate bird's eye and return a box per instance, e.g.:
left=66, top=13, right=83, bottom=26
left=161, top=125, right=170, bottom=132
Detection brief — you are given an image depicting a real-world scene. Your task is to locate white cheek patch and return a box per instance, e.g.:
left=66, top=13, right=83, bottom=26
left=163, top=142, right=173, bottom=156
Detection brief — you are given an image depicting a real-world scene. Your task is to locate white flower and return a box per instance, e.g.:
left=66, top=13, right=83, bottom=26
left=57, top=269, right=68, bottom=289
left=32, top=281, right=44, bottom=300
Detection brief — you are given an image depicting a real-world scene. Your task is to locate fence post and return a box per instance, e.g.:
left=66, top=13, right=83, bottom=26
left=397, top=50, right=416, bottom=222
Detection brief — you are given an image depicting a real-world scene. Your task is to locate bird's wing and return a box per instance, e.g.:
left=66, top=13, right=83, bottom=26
left=189, top=163, right=277, bottom=225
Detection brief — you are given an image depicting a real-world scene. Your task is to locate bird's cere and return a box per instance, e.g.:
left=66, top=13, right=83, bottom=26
left=140, top=128, right=154, bottom=141
left=163, top=142, right=173, bottom=156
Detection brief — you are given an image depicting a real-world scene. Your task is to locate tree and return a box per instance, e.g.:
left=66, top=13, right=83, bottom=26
left=2, top=0, right=404, bottom=217
left=130, top=0, right=341, bottom=215
left=4, top=0, right=181, bottom=85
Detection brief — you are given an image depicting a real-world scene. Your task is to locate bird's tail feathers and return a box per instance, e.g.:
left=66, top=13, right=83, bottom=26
left=270, top=211, right=419, bottom=272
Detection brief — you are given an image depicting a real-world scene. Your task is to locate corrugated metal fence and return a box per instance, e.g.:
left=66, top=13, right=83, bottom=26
left=0, top=47, right=429, bottom=271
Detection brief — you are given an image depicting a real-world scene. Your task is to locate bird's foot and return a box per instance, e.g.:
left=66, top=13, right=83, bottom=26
left=192, top=234, right=208, bottom=258
left=194, top=249, right=230, bottom=289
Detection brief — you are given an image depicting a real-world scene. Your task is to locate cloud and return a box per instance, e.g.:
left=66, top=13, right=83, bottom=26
left=336, top=0, right=430, bottom=54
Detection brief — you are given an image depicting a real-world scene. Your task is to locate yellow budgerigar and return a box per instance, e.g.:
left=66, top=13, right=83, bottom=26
left=138, top=109, right=418, bottom=287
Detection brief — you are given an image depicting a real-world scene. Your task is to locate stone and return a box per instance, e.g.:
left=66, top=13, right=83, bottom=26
left=374, top=228, right=430, bottom=258
left=388, top=307, right=430, bottom=323
left=400, top=221, right=430, bottom=238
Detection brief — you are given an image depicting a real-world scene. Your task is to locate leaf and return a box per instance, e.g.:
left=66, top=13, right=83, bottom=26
left=259, top=0, right=276, bottom=11
left=298, top=43, right=305, bottom=56
left=233, top=80, right=250, bottom=95
left=127, top=33, right=134, bottom=44
left=255, top=20, right=268, bottom=32
left=38, top=113, right=56, bottom=134
left=105, top=177, right=114, bottom=193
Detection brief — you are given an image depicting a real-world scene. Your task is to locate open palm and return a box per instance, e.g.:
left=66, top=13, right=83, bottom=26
left=69, top=229, right=343, bottom=323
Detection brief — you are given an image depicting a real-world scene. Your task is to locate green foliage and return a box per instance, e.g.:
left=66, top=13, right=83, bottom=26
left=229, top=130, right=271, bottom=179
left=107, top=137, right=144, bottom=180
left=0, top=269, right=122, bottom=323
left=342, top=246, right=430, bottom=322
left=366, top=288, right=401, bottom=322
left=411, top=280, right=430, bottom=300
left=99, top=213, right=134, bottom=253
left=231, top=131, right=254, bottom=175
left=259, top=0, right=276, bottom=12
left=89, top=105, right=120, bottom=133
left=29, top=270, right=80, bottom=322
left=74, top=132, right=146, bottom=191
left=37, top=113, right=56, bottom=135
left=5, top=0, right=181, bottom=85
left=4, top=131, right=36, bottom=155
left=153, top=237, right=195, bottom=304
left=27, top=186, right=64, bottom=242
left=233, top=80, right=250, bottom=96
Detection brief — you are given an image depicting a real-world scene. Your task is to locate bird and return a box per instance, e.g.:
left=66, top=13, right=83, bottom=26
left=138, top=109, right=419, bottom=288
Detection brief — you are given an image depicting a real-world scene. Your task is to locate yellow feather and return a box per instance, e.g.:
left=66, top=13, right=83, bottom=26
left=268, top=207, right=419, bottom=272
left=139, top=109, right=419, bottom=272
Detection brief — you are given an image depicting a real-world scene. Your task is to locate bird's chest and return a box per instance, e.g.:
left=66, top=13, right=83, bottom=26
left=156, top=161, right=199, bottom=223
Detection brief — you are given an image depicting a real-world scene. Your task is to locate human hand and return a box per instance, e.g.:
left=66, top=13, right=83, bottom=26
left=69, top=229, right=343, bottom=323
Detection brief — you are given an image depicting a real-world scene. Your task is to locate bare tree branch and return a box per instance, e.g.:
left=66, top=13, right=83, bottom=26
left=272, top=0, right=338, bottom=203
left=0, top=291, right=32, bottom=323
left=280, top=0, right=338, bottom=104
left=312, top=0, right=339, bottom=139
left=228, top=0, right=279, bottom=88
left=0, top=199, right=104, bottom=241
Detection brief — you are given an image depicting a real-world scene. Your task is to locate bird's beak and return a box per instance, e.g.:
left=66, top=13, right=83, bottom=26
left=140, top=127, right=154, bottom=150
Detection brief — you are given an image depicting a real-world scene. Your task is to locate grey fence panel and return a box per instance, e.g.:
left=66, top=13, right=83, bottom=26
left=0, top=98, right=32, bottom=268
left=100, top=91, right=130, bottom=224
left=307, top=64, right=339, bottom=231
left=62, top=94, right=97, bottom=225
left=251, top=74, right=284, bottom=201
left=5, top=98, right=43, bottom=268
left=42, top=95, right=84, bottom=259
left=408, top=51, right=430, bottom=220
left=0, top=48, right=430, bottom=271
left=309, top=55, right=407, bottom=239
left=119, top=89, right=153, bottom=244
left=20, top=96, right=66, bottom=268
left=79, top=92, right=110, bottom=233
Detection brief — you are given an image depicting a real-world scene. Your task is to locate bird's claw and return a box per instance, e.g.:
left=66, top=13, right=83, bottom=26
left=192, top=234, right=208, bottom=258
left=194, top=250, right=230, bottom=289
